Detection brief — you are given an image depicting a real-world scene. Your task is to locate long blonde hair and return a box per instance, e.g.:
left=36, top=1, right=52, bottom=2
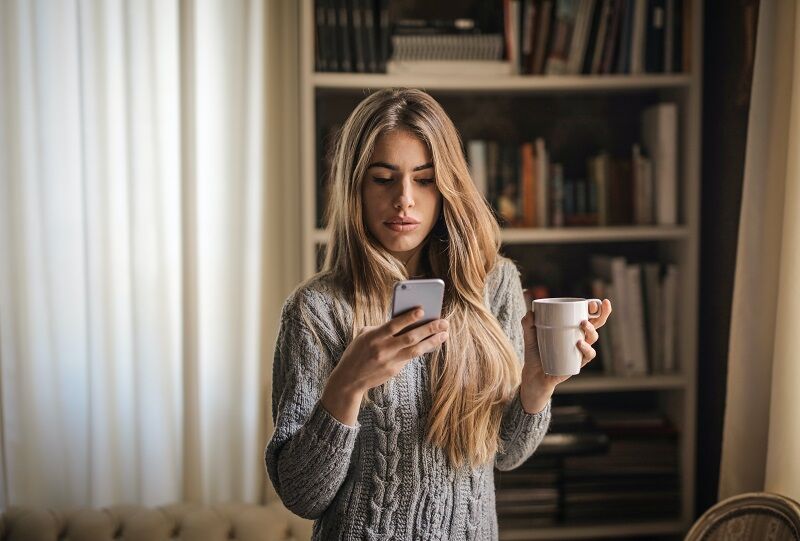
left=323, top=88, right=521, bottom=469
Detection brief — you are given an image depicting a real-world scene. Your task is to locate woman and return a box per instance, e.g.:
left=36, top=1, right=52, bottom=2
left=265, top=88, right=612, bottom=540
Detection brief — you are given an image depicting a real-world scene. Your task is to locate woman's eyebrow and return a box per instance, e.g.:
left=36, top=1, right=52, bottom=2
left=367, top=161, right=433, bottom=172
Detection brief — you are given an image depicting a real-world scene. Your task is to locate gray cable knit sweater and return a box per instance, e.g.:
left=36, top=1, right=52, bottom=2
left=264, top=257, right=552, bottom=540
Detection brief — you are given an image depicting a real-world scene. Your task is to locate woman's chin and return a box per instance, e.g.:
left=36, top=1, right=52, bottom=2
left=379, top=236, right=423, bottom=254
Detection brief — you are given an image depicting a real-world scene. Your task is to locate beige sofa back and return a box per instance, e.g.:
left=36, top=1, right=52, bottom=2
left=0, top=501, right=312, bottom=541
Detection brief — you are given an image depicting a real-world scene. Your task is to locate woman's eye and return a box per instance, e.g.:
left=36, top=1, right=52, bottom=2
left=418, top=178, right=435, bottom=186
left=372, top=177, right=393, bottom=184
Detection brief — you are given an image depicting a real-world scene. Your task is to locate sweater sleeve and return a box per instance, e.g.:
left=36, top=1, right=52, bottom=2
left=491, top=259, right=552, bottom=472
left=264, top=289, right=360, bottom=519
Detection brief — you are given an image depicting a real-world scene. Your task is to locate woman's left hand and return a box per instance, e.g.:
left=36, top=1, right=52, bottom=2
left=518, top=294, right=613, bottom=413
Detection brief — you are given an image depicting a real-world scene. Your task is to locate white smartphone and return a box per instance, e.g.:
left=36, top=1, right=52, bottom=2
left=390, top=278, right=445, bottom=334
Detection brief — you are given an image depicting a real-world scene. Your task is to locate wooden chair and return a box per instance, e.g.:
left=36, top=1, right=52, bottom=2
left=686, top=492, right=800, bottom=540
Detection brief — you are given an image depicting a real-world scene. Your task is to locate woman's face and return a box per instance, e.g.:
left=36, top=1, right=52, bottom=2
left=362, top=129, right=442, bottom=260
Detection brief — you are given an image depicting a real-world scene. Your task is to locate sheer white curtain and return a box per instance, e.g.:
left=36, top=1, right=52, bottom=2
left=718, top=0, right=800, bottom=501
left=0, top=0, right=300, bottom=508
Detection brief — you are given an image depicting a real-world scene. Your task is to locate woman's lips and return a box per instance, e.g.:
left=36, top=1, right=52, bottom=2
left=384, top=222, right=420, bottom=232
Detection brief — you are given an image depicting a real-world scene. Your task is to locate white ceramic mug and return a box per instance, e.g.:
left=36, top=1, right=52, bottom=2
left=533, top=297, right=602, bottom=376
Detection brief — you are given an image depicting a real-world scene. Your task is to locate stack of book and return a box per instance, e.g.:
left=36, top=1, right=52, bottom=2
left=495, top=459, right=561, bottom=528
left=387, top=18, right=508, bottom=75
left=590, top=255, right=679, bottom=376
left=496, top=404, right=607, bottom=527
left=314, top=0, right=390, bottom=73
left=497, top=405, right=679, bottom=527
left=562, top=409, right=681, bottom=522
left=466, top=101, right=678, bottom=228
left=505, top=0, right=691, bottom=76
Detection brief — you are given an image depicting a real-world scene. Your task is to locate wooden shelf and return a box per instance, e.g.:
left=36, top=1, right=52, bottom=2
left=312, top=72, right=692, bottom=93
left=500, top=226, right=689, bottom=243
left=554, top=374, right=686, bottom=394
left=301, top=0, right=703, bottom=535
left=499, top=519, right=687, bottom=540
left=312, top=226, right=689, bottom=244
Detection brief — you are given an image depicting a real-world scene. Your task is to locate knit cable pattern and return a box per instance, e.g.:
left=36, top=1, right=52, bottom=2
left=365, top=378, right=402, bottom=541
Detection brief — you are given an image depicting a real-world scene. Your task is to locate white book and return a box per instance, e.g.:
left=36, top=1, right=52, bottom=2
left=567, top=0, right=596, bottom=74
left=467, top=140, right=488, bottom=198
left=625, top=264, right=649, bottom=375
left=661, top=264, right=679, bottom=373
left=591, top=255, right=633, bottom=375
left=535, top=138, right=549, bottom=227
left=642, top=102, right=678, bottom=225
left=642, top=262, right=663, bottom=373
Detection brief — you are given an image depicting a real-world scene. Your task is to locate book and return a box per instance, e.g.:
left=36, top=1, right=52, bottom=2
left=467, top=140, right=488, bottom=199
left=325, top=0, right=340, bottom=71
left=665, top=0, right=675, bottom=72
left=591, top=255, right=635, bottom=375
left=545, top=0, right=582, bottom=75
left=314, top=0, right=328, bottom=71
left=632, top=143, right=654, bottom=225
left=587, top=152, right=609, bottom=225
left=362, top=0, right=377, bottom=71
left=589, top=0, right=611, bottom=74
left=661, top=263, right=679, bottom=372
left=566, top=0, right=596, bottom=74
left=336, top=0, right=352, bottom=72
left=629, top=0, right=647, bottom=74
left=386, top=60, right=513, bottom=75
left=535, top=137, right=549, bottom=227
left=591, top=277, right=614, bottom=375
left=642, top=102, right=678, bottom=225
left=642, top=262, right=664, bottom=373
left=376, top=0, right=390, bottom=72
left=615, top=0, right=634, bottom=73
left=350, top=0, right=366, bottom=72
left=645, top=0, right=666, bottom=73
left=550, top=162, right=565, bottom=227
left=599, top=0, right=622, bottom=74
left=625, top=263, right=649, bottom=375
left=521, top=142, right=537, bottom=226
left=532, top=0, right=554, bottom=74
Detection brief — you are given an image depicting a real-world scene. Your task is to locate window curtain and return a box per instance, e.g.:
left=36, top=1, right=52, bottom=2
left=718, top=0, right=800, bottom=501
left=0, top=0, right=300, bottom=507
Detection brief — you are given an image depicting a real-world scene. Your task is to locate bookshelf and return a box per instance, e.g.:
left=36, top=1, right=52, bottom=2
left=300, top=0, right=701, bottom=538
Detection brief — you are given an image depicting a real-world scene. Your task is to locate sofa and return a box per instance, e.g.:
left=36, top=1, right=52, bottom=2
left=0, top=501, right=313, bottom=541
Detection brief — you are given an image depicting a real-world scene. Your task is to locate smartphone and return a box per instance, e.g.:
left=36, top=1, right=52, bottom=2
left=390, top=278, right=445, bottom=335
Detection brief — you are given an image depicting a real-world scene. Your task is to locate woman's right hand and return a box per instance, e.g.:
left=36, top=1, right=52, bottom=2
left=321, top=308, right=449, bottom=425
left=333, top=307, right=449, bottom=396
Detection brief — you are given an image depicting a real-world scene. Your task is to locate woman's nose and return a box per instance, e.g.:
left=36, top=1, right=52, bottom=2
left=393, top=179, right=415, bottom=209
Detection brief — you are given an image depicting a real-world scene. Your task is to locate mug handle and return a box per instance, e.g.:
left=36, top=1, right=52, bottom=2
left=587, top=298, right=603, bottom=317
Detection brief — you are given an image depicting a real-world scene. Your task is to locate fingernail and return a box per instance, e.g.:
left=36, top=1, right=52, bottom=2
left=416, top=309, right=424, bottom=317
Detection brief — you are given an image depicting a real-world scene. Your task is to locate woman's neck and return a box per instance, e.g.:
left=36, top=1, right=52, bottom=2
left=393, top=243, right=427, bottom=277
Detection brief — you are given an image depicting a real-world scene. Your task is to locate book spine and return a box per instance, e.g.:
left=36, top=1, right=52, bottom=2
left=325, top=0, right=340, bottom=71
left=315, top=0, right=327, bottom=71
left=337, top=0, right=352, bottom=72
left=378, top=0, right=389, bottom=72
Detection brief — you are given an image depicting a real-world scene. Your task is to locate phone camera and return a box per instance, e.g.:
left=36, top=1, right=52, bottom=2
left=401, top=285, right=407, bottom=290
